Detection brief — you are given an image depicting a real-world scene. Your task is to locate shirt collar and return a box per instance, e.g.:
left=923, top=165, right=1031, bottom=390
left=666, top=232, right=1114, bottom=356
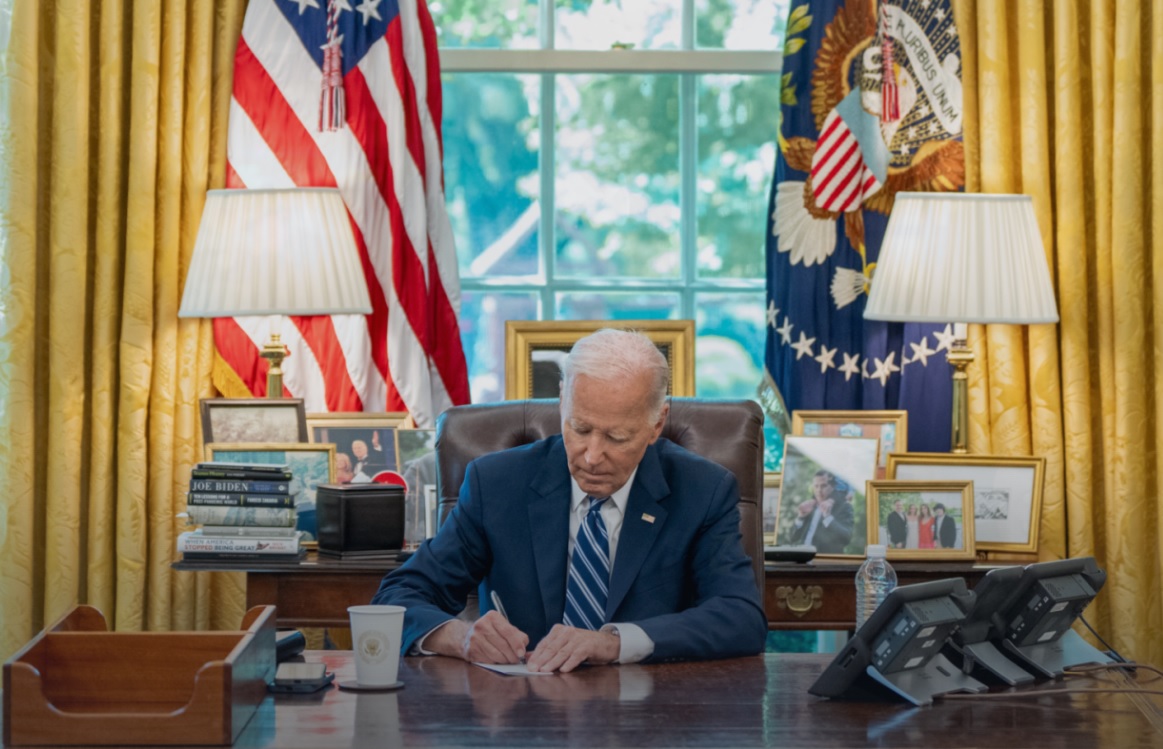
left=570, top=467, right=638, bottom=517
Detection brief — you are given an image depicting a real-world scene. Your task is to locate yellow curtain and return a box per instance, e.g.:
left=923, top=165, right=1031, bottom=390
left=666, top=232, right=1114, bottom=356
left=0, top=0, right=248, bottom=660
left=956, top=0, right=1162, bottom=665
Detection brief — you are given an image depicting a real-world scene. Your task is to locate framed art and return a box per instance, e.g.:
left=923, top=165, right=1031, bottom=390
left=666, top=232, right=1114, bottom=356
left=204, top=442, right=336, bottom=542
left=306, top=412, right=410, bottom=484
left=791, top=409, right=908, bottom=479
left=200, top=398, right=308, bottom=445
left=504, top=319, right=695, bottom=400
left=866, top=480, right=976, bottom=561
left=885, top=453, right=1046, bottom=553
left=762, top=472, right=782, bottom=547
left=775, top=435, right=879, bottom=558
left=395, top=429, right=439, bottom=547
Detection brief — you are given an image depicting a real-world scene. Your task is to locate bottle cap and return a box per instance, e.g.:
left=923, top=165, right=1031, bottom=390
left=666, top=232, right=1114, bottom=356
left=866, top=544, right=887, bottom=558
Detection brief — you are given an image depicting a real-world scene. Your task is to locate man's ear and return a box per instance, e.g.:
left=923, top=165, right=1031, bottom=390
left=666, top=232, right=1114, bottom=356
left=649, top=402, right=669, bottom=443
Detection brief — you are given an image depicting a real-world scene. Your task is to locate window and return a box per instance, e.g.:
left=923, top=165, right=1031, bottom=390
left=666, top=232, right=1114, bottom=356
left=437, top=0, right=788, bottom=465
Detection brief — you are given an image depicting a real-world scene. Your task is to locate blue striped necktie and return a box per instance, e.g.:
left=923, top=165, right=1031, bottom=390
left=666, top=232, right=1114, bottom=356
left=563, top=496, right=611, bottom=630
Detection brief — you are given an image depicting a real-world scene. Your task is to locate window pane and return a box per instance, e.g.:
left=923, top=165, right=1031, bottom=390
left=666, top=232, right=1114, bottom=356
left=555, top=291, right=680, bottom=321
left=459, top=291, right=541, bottom=403
left=696, top=0, right=788, bottom=50
left=696, top=73, right=779, bottom=279
left=694, top=291, right=764, bottom=399
left=443, top=73, right=541, bottom=278
left=556, top=74, right=681, bottom=279
left=556, top=0, right=680, bottom=51
left=431, top=0, right=540, bottom=49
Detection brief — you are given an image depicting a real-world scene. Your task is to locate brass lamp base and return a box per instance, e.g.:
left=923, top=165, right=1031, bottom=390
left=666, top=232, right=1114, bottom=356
left=259, top=333, right=289, bottom=399
left=947, top=325, right=973, bottom=454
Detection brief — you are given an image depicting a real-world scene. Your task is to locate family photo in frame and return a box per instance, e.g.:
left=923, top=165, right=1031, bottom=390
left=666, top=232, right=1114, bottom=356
left=775, top=436, right=878, bottom=557
left=865, top=480, right=976, bottom=561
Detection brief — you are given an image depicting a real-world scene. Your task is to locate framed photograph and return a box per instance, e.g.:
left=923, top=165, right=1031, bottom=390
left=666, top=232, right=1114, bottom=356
left=885, top=453, right=1046, bottom=553
left=775, top=436, right=879, bottom=558
left=306, top=412, right=410, bottom=484
left=762, top=472, right=782, bottom=547
left=791, top=410, right=908, bottom=479
left=504, top=320, right=695, bottom=400
left=866, top=480, right=976, bottom=561
left=395, top=429, right=439, bottom=547
left=204, top=442, right=336, bottom=543
left=200, top=398, right=308, bottom=445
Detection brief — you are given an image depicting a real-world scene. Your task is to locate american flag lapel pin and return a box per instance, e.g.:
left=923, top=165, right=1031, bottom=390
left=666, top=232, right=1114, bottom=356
left=641, top=513, right=656, bottom=524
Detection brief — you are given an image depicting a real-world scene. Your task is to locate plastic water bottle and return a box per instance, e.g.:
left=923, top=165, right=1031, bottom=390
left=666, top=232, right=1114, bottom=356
left=855, top=544, right=897, bottom=630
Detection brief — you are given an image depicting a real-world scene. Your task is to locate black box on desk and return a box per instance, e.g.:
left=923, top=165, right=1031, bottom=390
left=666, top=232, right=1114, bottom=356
left=315, top=483, right=405, bottom=557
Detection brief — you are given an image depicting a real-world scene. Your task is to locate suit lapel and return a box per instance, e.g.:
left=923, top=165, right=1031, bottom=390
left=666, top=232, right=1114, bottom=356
left=606, top=442, right=669, bottom=618
left=528, top=437, right=572, bottom=630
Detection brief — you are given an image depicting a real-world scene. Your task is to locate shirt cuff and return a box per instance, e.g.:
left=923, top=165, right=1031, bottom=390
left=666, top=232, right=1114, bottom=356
left=821, top=515, right=833, bottom=527
left=411, top=620, right=454, bottom=656
left=602, top=623, right=654, bottom=663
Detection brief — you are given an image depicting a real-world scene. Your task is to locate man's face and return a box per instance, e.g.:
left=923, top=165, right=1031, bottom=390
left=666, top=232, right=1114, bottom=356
left=812, top=475, right=834, bottom=501
left=352, top=440, right=368, bottom=460
left=562, top=372, right=667, bottom=498
left=935, top=507, right=945, bottom=518
left=894, top=501, right=903, bottom=514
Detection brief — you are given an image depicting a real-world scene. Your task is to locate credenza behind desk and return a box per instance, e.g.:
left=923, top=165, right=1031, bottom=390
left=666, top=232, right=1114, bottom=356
left=172, top=553, right=990, bottom=630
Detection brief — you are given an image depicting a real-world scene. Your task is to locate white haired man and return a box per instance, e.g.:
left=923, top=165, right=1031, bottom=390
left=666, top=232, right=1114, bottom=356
left=373, top=328, right=767, bottom=671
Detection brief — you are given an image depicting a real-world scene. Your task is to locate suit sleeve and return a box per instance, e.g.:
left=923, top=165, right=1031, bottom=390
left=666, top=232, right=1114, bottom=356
left=371, top=462, right=492, bottom=654
left=633, top=472, right=768, bottom=662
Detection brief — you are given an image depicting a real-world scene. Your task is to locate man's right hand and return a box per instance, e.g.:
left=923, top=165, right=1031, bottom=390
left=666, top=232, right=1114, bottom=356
left=425, top=610, right=530, bottom=664
left=797, top=498, right=817, bottom=518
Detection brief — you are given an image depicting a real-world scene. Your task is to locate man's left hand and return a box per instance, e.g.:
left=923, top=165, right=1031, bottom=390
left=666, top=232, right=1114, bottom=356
left=525, top=624, right=620, bottom=673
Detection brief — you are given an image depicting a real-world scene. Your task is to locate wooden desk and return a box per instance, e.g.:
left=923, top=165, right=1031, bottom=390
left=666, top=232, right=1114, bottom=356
left=14, top=652, right=1153, bottom=748
left=176, top=554, right=992, bottom=631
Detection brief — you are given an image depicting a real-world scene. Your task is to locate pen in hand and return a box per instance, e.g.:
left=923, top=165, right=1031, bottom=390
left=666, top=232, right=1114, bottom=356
left=489, top=590, right=526, bottom=663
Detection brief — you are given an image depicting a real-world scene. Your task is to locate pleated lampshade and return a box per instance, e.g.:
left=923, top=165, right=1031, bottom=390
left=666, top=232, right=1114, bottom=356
left=864, top=193, right=1059, bottom=324
left=179, top=188, right=372, bottom=318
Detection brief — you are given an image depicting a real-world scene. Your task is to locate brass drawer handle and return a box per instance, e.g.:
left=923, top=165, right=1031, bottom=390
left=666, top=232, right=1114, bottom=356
left=776, top=585, right=823, bottom=617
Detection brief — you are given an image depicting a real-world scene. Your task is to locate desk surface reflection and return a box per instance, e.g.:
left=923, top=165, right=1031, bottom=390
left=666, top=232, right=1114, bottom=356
left=222, top=652, right=1163, bottom=749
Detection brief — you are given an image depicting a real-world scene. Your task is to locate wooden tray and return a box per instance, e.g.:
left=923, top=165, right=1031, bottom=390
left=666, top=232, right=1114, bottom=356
left=3, top=604, right=276, bottom=746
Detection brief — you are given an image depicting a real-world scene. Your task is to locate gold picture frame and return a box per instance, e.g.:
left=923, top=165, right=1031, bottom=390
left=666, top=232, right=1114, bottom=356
left=762, top=472, right=782, bottom=547
left=306, top=412, right=410, bottom=483
left=791, top=409, right=907, bottom=479
left=865, top=480, right=976, bottom=561
left=199, top=398, right=308, bottom=447
left=203, top=442, right=337, bottom=545
left=504, top=320, right=695, bottom=400
left=885, top=453, right=1046, bottom=553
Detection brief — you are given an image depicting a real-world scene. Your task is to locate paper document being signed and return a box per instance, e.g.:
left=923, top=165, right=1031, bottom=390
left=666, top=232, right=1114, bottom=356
left=472, top=662, right=556, bottom=676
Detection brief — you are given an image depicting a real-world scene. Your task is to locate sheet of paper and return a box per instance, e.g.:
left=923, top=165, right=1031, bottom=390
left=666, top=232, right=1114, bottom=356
left=472, top=662, right=555, bottom=676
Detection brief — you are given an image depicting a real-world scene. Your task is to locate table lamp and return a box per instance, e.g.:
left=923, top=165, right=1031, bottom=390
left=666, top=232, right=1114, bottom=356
left=178, top=187, right=372, bottom=397
left=863, top=193, right=1059, bottom=453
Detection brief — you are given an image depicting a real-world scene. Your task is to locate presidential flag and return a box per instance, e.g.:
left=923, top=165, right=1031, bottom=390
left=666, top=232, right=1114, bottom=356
left=216, top=0, right=470, bottom=426
left=764, top=0, right=964, bottom=451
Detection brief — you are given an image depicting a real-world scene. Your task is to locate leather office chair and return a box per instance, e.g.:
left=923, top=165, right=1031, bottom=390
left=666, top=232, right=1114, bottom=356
left=434, top=398, right=765, bottom=591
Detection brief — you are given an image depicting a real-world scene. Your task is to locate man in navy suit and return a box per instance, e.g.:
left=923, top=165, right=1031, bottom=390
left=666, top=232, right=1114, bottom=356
left=933, top=503, right=958, bottom=549
left=372, top=329, right=767, bottom=672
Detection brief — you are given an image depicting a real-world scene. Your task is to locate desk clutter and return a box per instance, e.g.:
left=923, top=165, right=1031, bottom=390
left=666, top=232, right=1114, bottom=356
left=2, top=605, right=277, bottom=747
left=177, top=462, right=304, bottom=561
left=810, top=556, right=1115, bottom=706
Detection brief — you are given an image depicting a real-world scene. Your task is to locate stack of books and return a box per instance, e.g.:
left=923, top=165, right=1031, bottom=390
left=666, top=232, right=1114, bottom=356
left=178, top=461, right=303, bottom=561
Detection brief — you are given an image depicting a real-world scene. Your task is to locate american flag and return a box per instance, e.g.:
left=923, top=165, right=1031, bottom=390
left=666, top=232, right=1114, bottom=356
left=216, top=0, right=469, bottom=426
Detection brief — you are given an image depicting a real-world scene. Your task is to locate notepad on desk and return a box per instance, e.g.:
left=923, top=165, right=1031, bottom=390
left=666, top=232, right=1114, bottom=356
left=473, top=662, right=555, bottom=676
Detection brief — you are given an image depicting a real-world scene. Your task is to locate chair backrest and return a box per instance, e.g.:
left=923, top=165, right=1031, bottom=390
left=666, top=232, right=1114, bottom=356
left=435, top=398, right=765, bottom=590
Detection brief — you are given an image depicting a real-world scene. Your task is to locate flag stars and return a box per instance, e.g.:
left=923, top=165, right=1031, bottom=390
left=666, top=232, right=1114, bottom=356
left=935, top=7, right=946, bottom=20
left=791, top=331, right=817, bottom=360
left=869, top=352, right=901, bottom=386
left=766, top=300, right=780, bottom=329
left=933, top=323, right=957, bottom=352
left=356, top=0, right=384, bottom=24
left=814, top=345, right=838, bottom=374
left=289, top=0, right=321, bottom=14
left=838, top=353, right=861, bottom=381
left=776, top=317, right=794, bottom=345
left=909, top=337, right=937, bottom=366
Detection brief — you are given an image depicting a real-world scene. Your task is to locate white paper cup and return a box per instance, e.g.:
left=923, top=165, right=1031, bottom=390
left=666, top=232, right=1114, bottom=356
left=348, top=604, right=405, bottom=687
